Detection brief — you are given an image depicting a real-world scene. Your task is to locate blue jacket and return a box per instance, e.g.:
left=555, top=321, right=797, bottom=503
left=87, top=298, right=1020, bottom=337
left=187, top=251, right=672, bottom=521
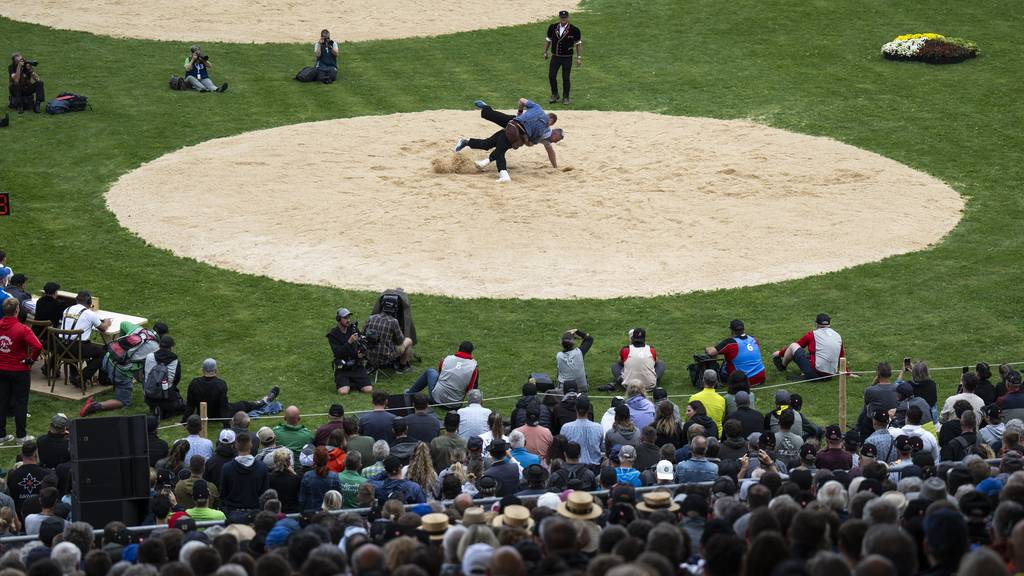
left=370, top=477, right=427, bottom=505
left=675, top=457, right=718, bottom=484
left=298, top=470, right=341, bottom=511
left=511, top=447, right=541, bottom=469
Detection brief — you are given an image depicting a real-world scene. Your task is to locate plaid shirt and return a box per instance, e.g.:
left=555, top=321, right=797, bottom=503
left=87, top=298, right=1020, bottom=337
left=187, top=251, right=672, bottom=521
left=361, top=460, right=386, bottom=480
left=364, top=313, right=404, bottom=368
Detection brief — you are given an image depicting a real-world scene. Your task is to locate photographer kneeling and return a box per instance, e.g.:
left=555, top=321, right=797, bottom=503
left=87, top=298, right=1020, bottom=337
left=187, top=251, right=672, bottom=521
left=313, top=29, right=339, bottom=84
left=8, top=53, right=44, bottom=113
left=327, top=307, right=372, bottom=395
left=184, top=45, right=228, bottom=93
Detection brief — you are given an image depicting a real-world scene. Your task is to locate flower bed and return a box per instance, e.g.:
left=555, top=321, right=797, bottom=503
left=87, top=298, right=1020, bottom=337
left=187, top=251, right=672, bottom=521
left=882, top=33, right=979, bottom=63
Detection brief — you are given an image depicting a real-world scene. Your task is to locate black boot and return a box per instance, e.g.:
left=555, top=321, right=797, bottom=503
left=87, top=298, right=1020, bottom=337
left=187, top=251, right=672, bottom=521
left=0, top=114, right=7, bottom=128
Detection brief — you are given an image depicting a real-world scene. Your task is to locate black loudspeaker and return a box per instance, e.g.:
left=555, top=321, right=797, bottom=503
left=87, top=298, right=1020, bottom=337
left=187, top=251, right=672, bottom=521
left=71, top=415, right=150, bottom=527
left=387, top=394, right=413, bottom=417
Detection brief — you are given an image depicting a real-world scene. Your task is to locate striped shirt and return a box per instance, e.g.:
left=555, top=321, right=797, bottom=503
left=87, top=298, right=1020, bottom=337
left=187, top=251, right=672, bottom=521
left=560, top=418, right=605, bottom=465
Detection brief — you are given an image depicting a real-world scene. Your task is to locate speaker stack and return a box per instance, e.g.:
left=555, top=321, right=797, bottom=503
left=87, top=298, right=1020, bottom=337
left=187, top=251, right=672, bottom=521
left=70, top=415, right=151, bottom=527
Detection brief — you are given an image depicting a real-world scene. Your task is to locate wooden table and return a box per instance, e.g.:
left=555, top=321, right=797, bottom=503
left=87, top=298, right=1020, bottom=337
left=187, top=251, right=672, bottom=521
left=28, top=298, right=148, bottom=337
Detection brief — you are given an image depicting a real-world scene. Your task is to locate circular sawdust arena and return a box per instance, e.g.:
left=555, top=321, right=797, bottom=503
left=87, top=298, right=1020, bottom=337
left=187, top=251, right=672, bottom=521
left=106, top=111, right=963, bottom=299
left=0, top=0, right=581, bottom=43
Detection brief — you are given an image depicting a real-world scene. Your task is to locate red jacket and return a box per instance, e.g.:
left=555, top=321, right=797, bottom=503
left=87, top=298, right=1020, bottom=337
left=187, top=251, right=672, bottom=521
left=0, top=316, right=42, bottom=372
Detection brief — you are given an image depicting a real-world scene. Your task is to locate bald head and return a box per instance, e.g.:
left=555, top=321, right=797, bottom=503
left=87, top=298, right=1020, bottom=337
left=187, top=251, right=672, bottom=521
left=284, top=406, right=300, bottom=425
left=489, top=546, right=526, bottom=576
left=454, top=493, right=474, bottom=513
left=854, top=555, right=897, bottom=576
left=352, top=543, right=385, bottom=576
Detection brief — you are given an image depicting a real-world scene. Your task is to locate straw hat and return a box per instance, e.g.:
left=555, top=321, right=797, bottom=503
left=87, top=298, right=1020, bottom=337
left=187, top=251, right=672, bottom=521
left=461, top=507, right=488, bottom=526
left=419, top=513, right=450, bottom=541
left=491, top=505, right=535, bottom=530
left=635, top=490, right=680, bottom=513
left=880, top=490, right=908, bottom=515
left=222, top=524, right=256, bottom=543
left=556, top=491, right=603, bottom=520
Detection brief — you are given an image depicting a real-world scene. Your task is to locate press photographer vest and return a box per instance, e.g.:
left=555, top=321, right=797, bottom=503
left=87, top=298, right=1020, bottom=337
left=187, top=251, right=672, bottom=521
left=317, top=41, right=338, bottom=69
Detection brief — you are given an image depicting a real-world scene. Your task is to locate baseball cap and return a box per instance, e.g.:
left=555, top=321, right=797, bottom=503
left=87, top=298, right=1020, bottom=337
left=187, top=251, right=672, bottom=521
left=336, top=307, right=352, bottom=319
left=757, top=432, right=775, bottom=449
left=218, top=429, right=236, bottom=444
left=619, top=445, right=637, bottom=460
left=800, top=444, right=817, bottom=460
left=729, top=319, right=745, bottom=332
left=825, top=425, right=843, bottom=441
left=861, top=443, right=878, bottom=458
left=895, top=435, right=913, bottom=452
left=844, top=430, right=862, bottom=447
left=257, top=427, right=275, bottom=443
left=559, top=10, right=569, bottom=17
left=50, top=413, right=68, bottom=431
left=614, top=404, right=630, bottom=420
left=629, top=327, right=646, bottom=341
left=896, top=381, right=914, bottom=397
left=656, top=460, right=674, bottom=481
left=467, top=436, right=483, bottom=451
left=610, top=483, right=636, bottom=504
left=202, top=358, right=217, bottom=373
left=489, top=439, right=508, bottom=455
left=816, top=313, right=831, bottom=325
left=984, top=403, right=1001, bottom=418
left=192, top=479, right=210, bottom=501
left=329, top=404, right=344, bottom=418
left=871, top=410, right=890, bottom=423
left=524, top=464, right=546, bottom=482
left=774, top=390, right=791, bottom=405
left=652, top=387, right=668, bottom=401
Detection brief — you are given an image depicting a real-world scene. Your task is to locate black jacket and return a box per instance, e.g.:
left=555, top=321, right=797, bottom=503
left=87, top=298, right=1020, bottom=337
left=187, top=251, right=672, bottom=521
left=482, top=459, right=521, bottom=497
left=183, top=376, right=230, bottom=422
left=551, top=397, right=578, bottom=436
left=148, top=433, right=169, bottom=467
left=220, top=456, right=269, bottom=511
left=203, top=443, right=236, bottom=486
left=547, top=462, right=597, bottom=491
left=37, top=433, right=70, bottom=469
left=152, top=349, right=182, bottom=387
left=327, top=324, right=363, bottom=368
left=405, top=412, right=441, bottom=445
left=511, top=395, right=552, bottom=430
left=635, top=442, right=661, bottom=472
left=270, top=470, right=303, bottom=514
left=390, top=437, right=421, bottom=466
left=726, top=407, right=765, bottom=438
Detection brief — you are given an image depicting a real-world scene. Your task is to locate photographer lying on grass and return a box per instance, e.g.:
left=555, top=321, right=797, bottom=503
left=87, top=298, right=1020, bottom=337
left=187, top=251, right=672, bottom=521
left=184, top=45, right=228, bottom=93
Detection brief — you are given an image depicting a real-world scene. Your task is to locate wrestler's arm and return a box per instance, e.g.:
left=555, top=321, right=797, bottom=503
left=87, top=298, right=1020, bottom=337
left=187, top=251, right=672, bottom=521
left=544, top=141, right=557, bottom=168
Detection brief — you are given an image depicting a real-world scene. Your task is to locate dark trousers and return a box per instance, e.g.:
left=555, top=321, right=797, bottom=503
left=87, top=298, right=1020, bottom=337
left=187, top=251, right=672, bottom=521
left=80, top=340, right=105, bottom=380
left=8, top=81, right=45, bottom=110
left=467, top=106, right=515, bottom=171
left=0, top=371, right=31, bottom=438
left=549, top=56, right=572, bottom=98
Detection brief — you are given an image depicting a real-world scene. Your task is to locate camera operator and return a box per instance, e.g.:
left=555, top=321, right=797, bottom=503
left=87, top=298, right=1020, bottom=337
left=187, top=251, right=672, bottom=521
left=8, top=53, right=45, bottom=113
left=326, top=307, right=372, bottom=395
left=184, top=45, right=228, bottom=93
left=313, top=29, right=340, bottom=84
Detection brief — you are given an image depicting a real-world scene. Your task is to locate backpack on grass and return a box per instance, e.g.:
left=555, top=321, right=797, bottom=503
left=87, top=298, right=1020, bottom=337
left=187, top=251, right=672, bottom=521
left=45, top=92, right=89, bottom=114
left=295, top=66, right=318, bottom=82
left=169, top=75, right=191, bottom=90
left=144, top=362, right=172, bottom=400
left=687, top=354, right=721, bottom=388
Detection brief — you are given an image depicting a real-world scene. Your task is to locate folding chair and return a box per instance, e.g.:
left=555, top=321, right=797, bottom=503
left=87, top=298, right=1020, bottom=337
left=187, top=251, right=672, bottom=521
left=46, top=327, right=87, bottom=394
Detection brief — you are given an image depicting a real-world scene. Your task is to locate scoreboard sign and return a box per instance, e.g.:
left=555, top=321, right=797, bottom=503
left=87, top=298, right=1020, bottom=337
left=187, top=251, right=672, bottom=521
left=0, top=193, right=8, bottom=216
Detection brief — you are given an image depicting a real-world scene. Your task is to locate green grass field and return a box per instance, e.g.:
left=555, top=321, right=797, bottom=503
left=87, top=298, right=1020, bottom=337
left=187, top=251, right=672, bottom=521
left=1, top=0, right=1022, bottom=463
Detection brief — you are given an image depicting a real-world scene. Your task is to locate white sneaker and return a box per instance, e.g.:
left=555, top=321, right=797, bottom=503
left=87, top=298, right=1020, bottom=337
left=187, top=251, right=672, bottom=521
left=15, top=435, right=34, bottom=445
left=0, top=435, right=13, bottom=444
left=497, top=170, right=511, bottom=183
left=475, top=158, right=491, bottom=170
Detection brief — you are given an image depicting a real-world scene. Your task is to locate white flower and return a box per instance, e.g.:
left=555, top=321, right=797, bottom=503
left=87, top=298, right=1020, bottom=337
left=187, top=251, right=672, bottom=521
left=881, top=37, right=927, bottom=58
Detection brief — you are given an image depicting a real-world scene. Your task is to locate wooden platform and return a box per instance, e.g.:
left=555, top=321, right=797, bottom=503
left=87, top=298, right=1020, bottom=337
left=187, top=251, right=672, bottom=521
left=29, top=365, right=112, bottom=401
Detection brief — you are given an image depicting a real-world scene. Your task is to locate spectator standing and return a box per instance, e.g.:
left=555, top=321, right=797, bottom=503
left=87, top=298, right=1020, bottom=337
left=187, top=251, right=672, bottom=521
left=273, top=406, right=314, bottom=464
left=675, top=437, right=718, bottom=483
left=0, top=297, right=41, bottom=443
left=556, top=329, right=593, bottom=392
left=940, top=410, right=979, bottom=462
left=706, top=319, right=767, bottom=386
left=889, top=405, right=940, bottom=463
left=360, top=391, right=398, bottom=444
left=482, top=439, right=521, bottom=497
left=940, top=372, right=985, bottom=426
left=431, top=412, right=467, bottom=472
left=863, top=411, right=896, bottom=464
left=772, top=313, right=845, bottom=381
left=298, top=447, right=342, bottom=511
left=404, top=393, right=442, bottom=444
left=513, top=407, right=553, bottom=460
left=407, top=341, right=479, bottom=407
left=975, top=363, right=997, bottom=406
left=36, top=414, right=70, bottom=469
left=185, top=479, right=225, bottom=522
left=551, top=382, right=580, bottom=435
left=457, top=390, right=492, bottom=440
left=911, top=361, right=940, bottom=423
left=7, top=441, right=47, bottom=520
left=219, top=433, right=269, bottom=512
left=510, top=381, right=551, bottom=430
left=690, top=369, right=727, bottom=435
left=816, top=425, right=853, bottom=471
left=860, top=362, right=899, bottom=437
left=560, top=397, right=604, bottom=467
left=314, top=404, right=347, bottom=446
left=725, top=391, right=764, bottom=437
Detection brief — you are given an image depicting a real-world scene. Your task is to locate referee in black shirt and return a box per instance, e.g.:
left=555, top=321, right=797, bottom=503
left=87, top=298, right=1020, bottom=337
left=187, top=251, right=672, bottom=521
left=544, top=10, right=582, bottom=105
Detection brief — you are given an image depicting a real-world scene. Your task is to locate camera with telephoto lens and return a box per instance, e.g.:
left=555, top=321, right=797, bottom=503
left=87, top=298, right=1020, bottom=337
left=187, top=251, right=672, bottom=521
left=24, top=60, right=38, bottom=67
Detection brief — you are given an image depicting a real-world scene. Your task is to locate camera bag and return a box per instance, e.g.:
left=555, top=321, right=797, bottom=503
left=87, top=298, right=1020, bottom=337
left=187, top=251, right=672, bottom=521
left=295, top=66, right=318, bottom=82
left=45, top=92, right=89, bottom=114
left=169, top=75, right=191, bottom=90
